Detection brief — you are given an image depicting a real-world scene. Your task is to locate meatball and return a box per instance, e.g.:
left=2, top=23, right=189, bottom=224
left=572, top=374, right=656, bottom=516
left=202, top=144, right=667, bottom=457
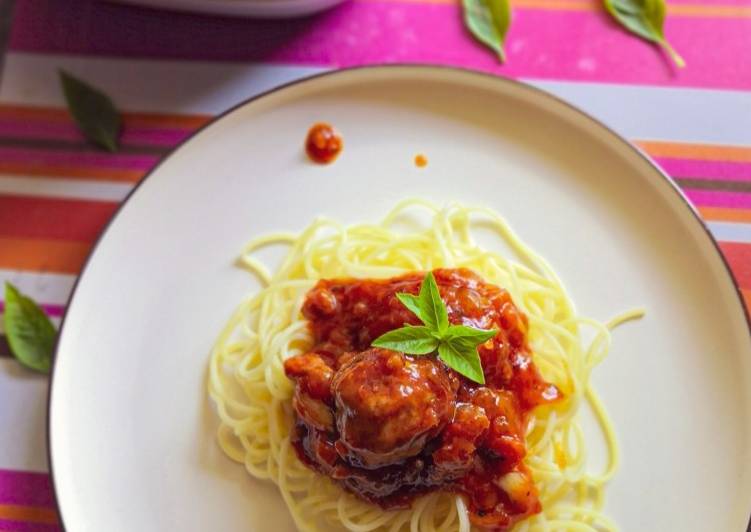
left=284, top=352, right=336, bottom=432
left=331, top=348, right=456, bottom=469
left=432, top=402, right=490, bottom=479
left=470, top=387, right=526, bottom=462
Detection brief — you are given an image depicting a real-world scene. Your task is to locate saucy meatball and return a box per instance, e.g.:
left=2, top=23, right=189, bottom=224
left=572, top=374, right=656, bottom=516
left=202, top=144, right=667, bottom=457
left=331, top=348, right=456, bottom=469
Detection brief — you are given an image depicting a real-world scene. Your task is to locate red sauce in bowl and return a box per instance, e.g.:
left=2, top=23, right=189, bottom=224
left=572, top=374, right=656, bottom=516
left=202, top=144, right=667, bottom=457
left=284, top=268, right=561, bottom=530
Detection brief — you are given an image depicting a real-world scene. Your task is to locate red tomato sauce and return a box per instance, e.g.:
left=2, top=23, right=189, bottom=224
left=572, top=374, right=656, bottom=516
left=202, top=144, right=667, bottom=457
left=283, top=268, right=561, bottom=530
left=305, top=123, right=342, bottom=164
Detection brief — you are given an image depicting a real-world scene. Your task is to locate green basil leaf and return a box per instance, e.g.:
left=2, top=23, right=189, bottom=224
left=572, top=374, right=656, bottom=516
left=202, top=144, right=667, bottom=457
left=438, top=340, right=486, bottom=384
left=372, top=325, right=440, bottom=355
left=59, top=70, right=122, bottom=152
left=418, top=272, right=449, bottom=333
left=3, top=282, right=56, bottom=373
left=445, top=325, right=498, bottom=345
left=603, top=0, right=685, bottom=68
left=381, top=273, right=498, bottom=382
left=396, top=292, right=424, bottom=322
left=463, top=0, right=511, bottom=63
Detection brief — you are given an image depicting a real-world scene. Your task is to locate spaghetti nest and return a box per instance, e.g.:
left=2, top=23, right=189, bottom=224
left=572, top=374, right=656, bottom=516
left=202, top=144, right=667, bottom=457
left=208, top=200, right=636, bottom=532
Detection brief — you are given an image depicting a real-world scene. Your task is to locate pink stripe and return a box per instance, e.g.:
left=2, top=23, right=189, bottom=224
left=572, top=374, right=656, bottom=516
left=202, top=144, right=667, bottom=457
left=9, top=0, right=751, bottom=90
left=0, top=147, right=159, bottom=171
left=0, top=301, right=65, bottom=318
left=0, top=520, right=60, bottom=532
left=683, top=188, right=751, bottom=209
left=0, top=121, right=192, bottom=147
left=654, top=157, right=751, bottom=181
left=0, top=470, right=55, bottom=507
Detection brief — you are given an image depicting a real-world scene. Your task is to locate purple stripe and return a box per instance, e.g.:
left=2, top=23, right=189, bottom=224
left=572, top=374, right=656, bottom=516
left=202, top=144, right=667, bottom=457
left=0, top=121, right=193, bottom=148
left=9, top=0, right=751, bottom=90
left=0, top=301, right=65, bottom=318
left=0, top=519, right=60, bottom=532
left=683, top=188, right=751, bottom=209
left=655, top=157, right=751, bottom=181
left=0, top=147, right=160, bottom=171
left=0, top=470, right=55, bottom=507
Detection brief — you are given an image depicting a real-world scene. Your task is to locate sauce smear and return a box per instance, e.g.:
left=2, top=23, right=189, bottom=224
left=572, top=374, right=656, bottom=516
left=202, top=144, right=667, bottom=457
left=284, top=268, right=562, bottom=530
left=305, top=123, right=342, bottom=164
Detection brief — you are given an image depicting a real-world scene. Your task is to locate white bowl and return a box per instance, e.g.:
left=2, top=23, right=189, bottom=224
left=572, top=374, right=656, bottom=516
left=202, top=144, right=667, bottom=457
left=111, top=0, right=347, bottom=18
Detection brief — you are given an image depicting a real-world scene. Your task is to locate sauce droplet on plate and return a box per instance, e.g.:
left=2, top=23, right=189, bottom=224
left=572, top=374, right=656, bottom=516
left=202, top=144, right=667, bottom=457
left=306, top=123, right=343, bottom=164
left=414, top=154, right=428, bottom=168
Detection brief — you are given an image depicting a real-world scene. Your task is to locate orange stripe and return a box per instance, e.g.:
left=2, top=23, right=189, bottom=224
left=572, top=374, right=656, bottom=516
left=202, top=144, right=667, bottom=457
left=0, top=237, right=91, bottom=274
left=0, top=105, right=73, bottom=123
left=742, top=289, right=751, bottom=317
left=0, top=104, right=210, bottom=129
left=4, top=140, right=745, bottom=186
left=635, top=141, right=751, bottom=163
left=698, top=207, right=751, bottom=224
left=0, top=503, right=59, bottom=524
left=0, top=161, right=145, bottom=183
left=671, top=3, right=751, bottom=18
left=362, top=0, right=751, bottom=17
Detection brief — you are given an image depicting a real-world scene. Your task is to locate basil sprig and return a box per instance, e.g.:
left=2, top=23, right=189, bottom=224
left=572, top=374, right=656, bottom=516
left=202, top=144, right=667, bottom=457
left=462, top=0, right=684, bottom=68
left=3, top=282, right=56, bottom=374
left=372, top=273, right=496, bottom=384
left=604, top=0, right=685, bottom=68
left=59, top=70, right=122, bottom=152
left=463, top=0, right=511, bottom=63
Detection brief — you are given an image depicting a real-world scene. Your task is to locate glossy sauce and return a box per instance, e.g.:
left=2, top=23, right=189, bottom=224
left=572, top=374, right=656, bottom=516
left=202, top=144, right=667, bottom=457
left=305, top=123, right=342, bottom=164
left=283, top=268, right=561, bottom=530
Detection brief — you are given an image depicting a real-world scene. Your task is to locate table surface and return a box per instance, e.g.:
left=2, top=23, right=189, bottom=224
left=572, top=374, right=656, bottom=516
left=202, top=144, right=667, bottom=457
left=0, top=0, right=749, bottom=530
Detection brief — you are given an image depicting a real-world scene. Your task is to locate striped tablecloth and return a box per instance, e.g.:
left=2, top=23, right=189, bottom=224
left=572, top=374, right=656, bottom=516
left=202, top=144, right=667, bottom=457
left=0, top=0, right=750, bottom=529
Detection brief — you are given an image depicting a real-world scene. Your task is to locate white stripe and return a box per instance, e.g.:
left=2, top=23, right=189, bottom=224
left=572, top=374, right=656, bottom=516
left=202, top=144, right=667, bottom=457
left=0, top=358, right=50, bottom=472
left=0, top=174, right=133, bottom=201
left=528, top=80, right=751, bottom=147
left=708, top=221, right=751, bottom=244
left=1, top=52, right=750, bottom=145
left=0, top=270, right=77, bottom=306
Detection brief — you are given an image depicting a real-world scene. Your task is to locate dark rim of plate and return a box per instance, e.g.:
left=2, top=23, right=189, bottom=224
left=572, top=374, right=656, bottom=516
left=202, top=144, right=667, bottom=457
left=44, top=64, right=751, bottom=532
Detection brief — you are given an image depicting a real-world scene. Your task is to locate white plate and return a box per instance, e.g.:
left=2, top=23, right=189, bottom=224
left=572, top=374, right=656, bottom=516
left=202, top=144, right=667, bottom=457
left=49, top=66, right=751, bottom=532
left=110, top=0, right=347, bottom=18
